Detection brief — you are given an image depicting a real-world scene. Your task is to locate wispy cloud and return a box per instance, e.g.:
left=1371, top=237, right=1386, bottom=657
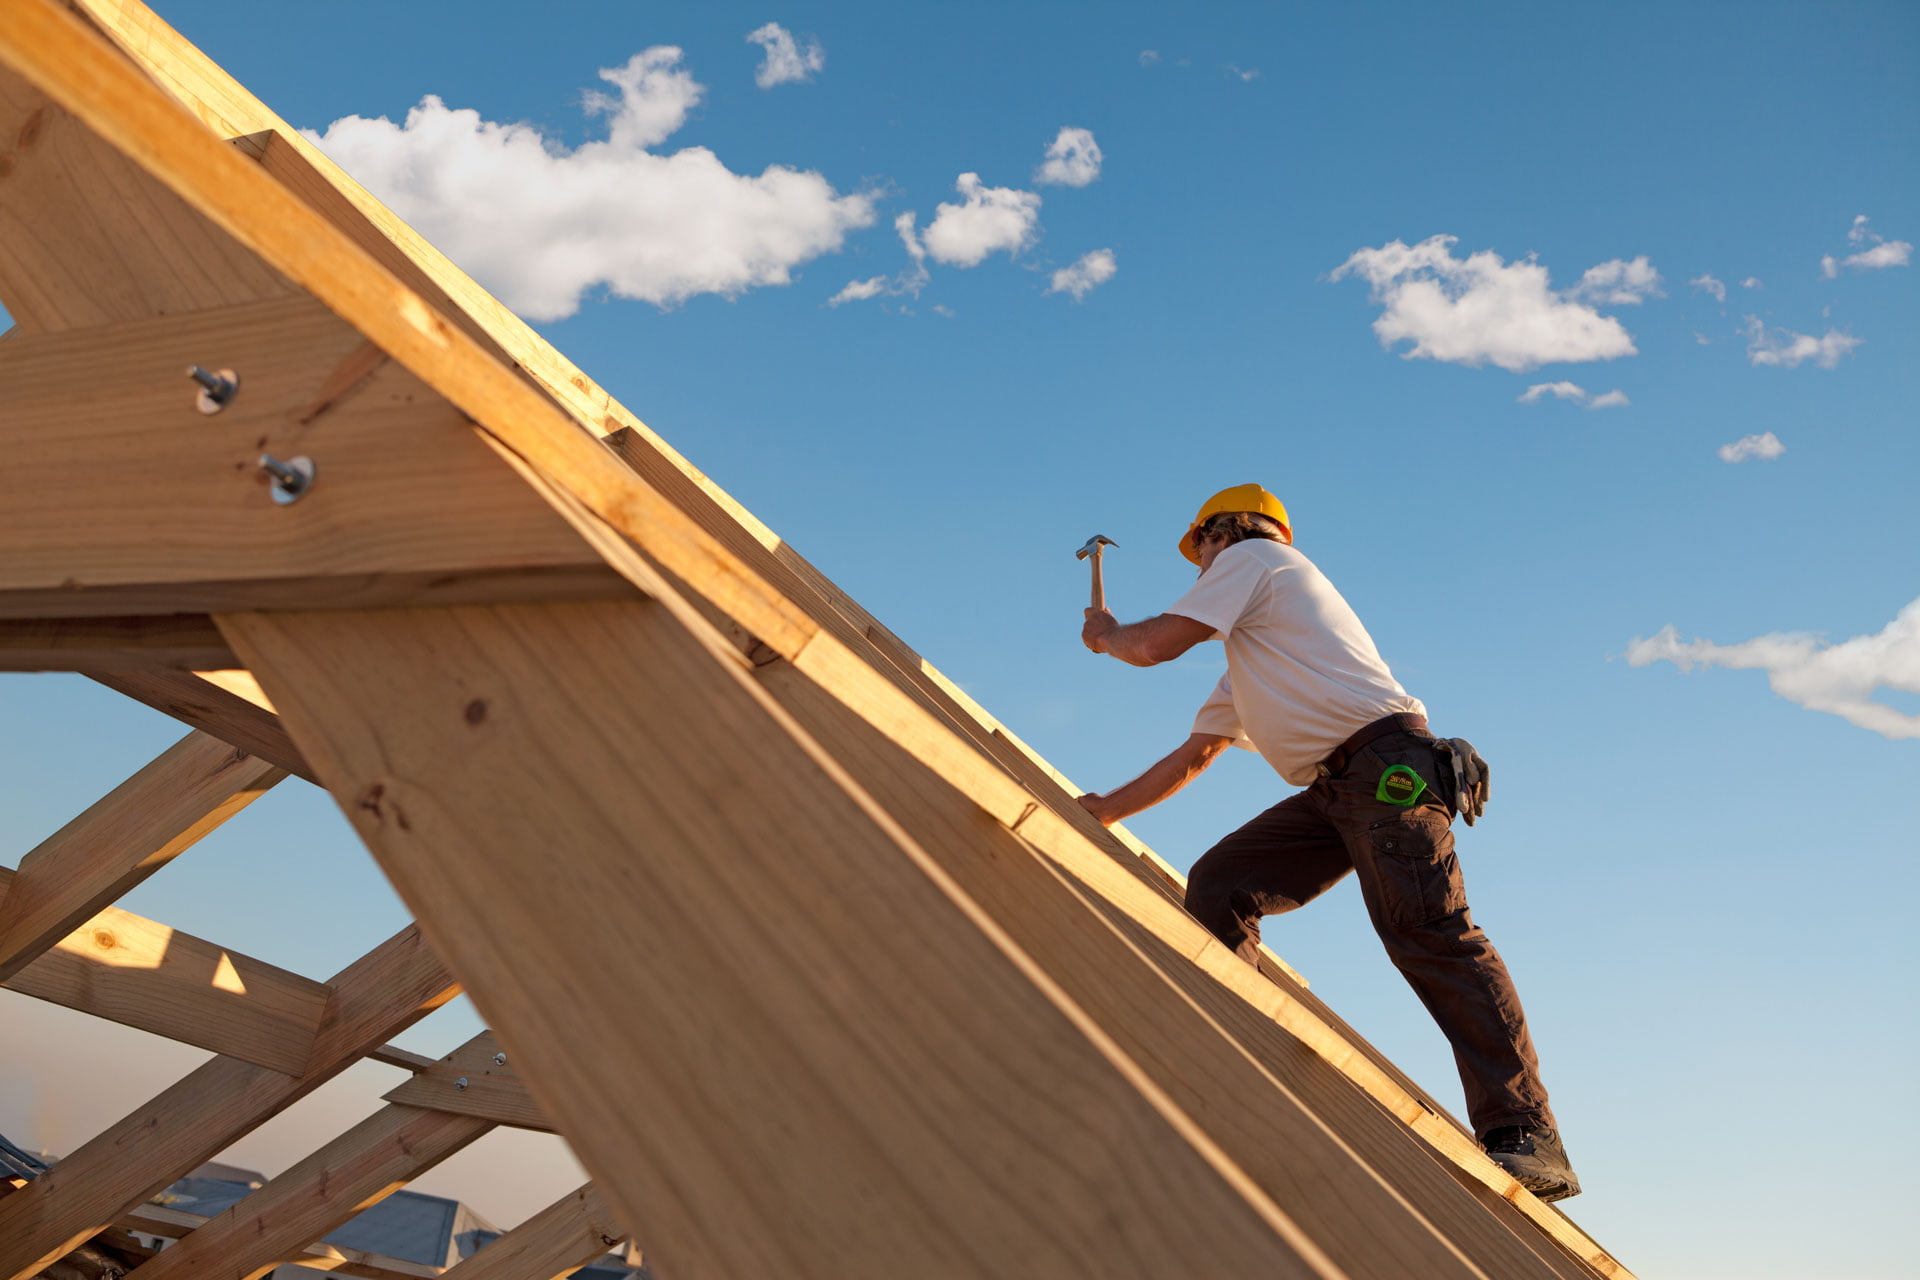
left=1743, top=317, right=1861, bottom=369
left=1035, top=127, right=1103, bottom=188
left=306, top=48, right=874, bottom=319
left=1689, top=273, right=1727, bottom=304
left=1518, top=381, right=1628, bottom=409
left=923, top=173, right=1042, bottom=267
left=828, top=212, right=929, bottom=306
left=1331, top=235, right=1639, bottom=372
left=1568, top=256, right=1663, bottom=306
left=1226, top=63, right=1262, bottom=81
left=1822, top=214, right=1912, bottom=277
left=1741, top=277, right=1763, bottom=290
left=1718, top=432, right=1785, bottom=462
left=1047, top=248, right=1117, bottom=300
left=746, top=23, right=824, bottom=88
left=1625, top=597, right=1920, bottom=740
left=1138, top=50, right=1161, bottom=66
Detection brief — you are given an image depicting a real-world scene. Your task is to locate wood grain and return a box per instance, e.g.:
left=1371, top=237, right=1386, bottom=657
left=223, top=599, right=1338, bottom=1280
left=0, top=868, right=325, bottom=1073
left=438, top=1184, right=626, bottom=1280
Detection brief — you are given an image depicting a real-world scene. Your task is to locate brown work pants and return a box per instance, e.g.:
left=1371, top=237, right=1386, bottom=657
left=1184, top=727, right=1554, bottom=1138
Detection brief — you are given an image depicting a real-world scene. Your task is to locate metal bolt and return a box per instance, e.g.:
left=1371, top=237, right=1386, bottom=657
left=187, top=365, right=239, bottom=414
left=258, top=454, right=315, bottom=504
left=492, top=1052, right=506, bottom=1066
left=454, top=1076, right=469, bottom=1092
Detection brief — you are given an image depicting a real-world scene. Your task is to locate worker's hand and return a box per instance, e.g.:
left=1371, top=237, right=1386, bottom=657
left=1081, top=607, right=1118, bottom=654
left=1076, top=792, right=1119, bottom=826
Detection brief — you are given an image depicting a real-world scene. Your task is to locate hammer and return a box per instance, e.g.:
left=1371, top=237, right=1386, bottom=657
left=1075, top=535, right=1117, bottom=610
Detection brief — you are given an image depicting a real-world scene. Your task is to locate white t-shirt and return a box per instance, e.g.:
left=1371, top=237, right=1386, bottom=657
left=1167, top=539, right=1425, bottom=786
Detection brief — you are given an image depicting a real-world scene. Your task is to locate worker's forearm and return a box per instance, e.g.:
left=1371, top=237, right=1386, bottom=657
left=1081, top=736, right=1228, bottom=824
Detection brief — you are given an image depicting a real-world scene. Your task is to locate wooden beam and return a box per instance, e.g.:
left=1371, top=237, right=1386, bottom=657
left=439, top=1184, right=626, bottom=1280
left=381, top=1031, right=552, bottom=1133
left=0, top=297, right=629, bottom=620
left=0, top=614, right=236, bottom=671
left=0, top=869, right=327, bottom=1072
left=123, top=1203, right=445, bottom=1279
left=227, top=599, right=1371, bottom=1280
left=0, top=729, right=284, bottom=981
left=0, top=924, right=457, bottom=1280
left=85, top=666, right=314, bottom=783
left=133, top=1086, right=495, bottom=1280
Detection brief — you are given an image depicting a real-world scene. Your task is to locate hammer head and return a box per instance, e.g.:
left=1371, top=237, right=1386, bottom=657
left=1075, top=534, right=1117, bottom=561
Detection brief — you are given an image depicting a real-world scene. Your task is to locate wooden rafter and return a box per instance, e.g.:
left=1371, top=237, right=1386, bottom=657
left=0, top=870, right=329, bottom=1073
left=380, top=1032, right=552, bottom=1133
left=0, top=925, right=456, bottom=1280
left=133, top=1086, right=494, bottom=1280
left=438, top=1184, right=628, bottom=1280
left=0, top=729, right=283, bottom=980
left=85, top=667, right=314, bottom=783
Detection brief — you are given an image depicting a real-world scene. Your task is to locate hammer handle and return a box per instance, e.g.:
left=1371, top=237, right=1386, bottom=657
left=1089, top=555, right=1105, bottom=611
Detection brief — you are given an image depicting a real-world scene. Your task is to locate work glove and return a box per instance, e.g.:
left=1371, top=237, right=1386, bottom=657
left=1441, top=737, right=1490, bottom=826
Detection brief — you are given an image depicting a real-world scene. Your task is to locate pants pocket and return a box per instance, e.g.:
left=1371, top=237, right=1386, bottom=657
left=1368, top=812, right=1467, bottom=929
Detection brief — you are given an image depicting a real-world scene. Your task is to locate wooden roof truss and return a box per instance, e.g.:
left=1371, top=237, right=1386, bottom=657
left=0, top=3, right=1635, bottom=1276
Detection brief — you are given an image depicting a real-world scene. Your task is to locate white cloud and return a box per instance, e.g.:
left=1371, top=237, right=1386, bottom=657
left=1740, top=276, right=1762, bottom=289
left=1625, top=597, right=1920, bottom=740
left=306, top=48, right=875, bottom=319
left=1569, top=256, right=1663, bottom=305
left=1035, top=127, right=1103, bottom=187
left=1743, top=317, right=1861, bottom=370
left=828, top=211, right=930, bottom=306
left=1689, top=273, right=1727, bottom=303
left=1330, top=235, right=1639, bottom=372
left=1821, top=255, right=1839, bottom=280
left=1717, top=431, right=1785, bottom=462
left=1517, top=381, right=1627, bottom=409
left=1227, top=63, right=1262, bottom=81
left=1139, top=50, right=1161, bottom=66
left=746, top=23, right=824, bottom=88
left=1845, top=241, right=1912, bottom=271
left=1694, top=330, right=1712, bottom=345
left=1047, top=248, right=1117, bottom=300
left=922, top=173, right=1042, bottom=267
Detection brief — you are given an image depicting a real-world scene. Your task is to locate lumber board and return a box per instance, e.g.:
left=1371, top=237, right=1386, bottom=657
left=0, top=866, right=328, bottom=1072
left=438, top=1184, right=626, bottom=1280
left=380, top=1031, right=553, bottom=1133
left=737, top=645, right=1564, bottom=1278
left=221, top=601, right=1342, bottom=1280
left=0, top=57, right=292, bottom=331
left=133, top=1095, right=493, bottom=1280
left=0, top=924, right=457, bottom=1280
left=0, top=297, right=628, bottom=619
left=0, top=729, right=283, bottom=981
left=86, top=667, right=314, bottom=783
left=0, top=614, right=236, bottom=670
left=123, top=1205, right=445, bottom=1280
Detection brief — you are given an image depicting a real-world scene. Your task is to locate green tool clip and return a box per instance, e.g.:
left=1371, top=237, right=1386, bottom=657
left=1376, top=765, right=1427, bottom=807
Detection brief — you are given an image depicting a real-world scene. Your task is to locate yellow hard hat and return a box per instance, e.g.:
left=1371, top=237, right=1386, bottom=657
left=1178, top=483, right=1292, bottom=564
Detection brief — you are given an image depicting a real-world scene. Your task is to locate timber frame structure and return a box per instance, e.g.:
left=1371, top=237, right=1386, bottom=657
left=0, top=3, right=1636, bottom=1277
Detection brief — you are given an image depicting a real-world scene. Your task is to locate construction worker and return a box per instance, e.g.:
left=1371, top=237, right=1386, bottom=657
left=1076, top=483, right=1580, bottom=1202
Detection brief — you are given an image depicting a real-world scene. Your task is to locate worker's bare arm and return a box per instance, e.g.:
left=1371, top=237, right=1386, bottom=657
left=1081, top=610, right=1215, bottom=666
left=1078, top=733, right=1233, bottom=825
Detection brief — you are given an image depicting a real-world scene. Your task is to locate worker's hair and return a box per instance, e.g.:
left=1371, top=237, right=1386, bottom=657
left=1199, top=511, right=1288, bottom=549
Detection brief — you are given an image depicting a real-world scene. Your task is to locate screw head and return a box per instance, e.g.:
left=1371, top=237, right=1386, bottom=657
left=453, top=1076, right=469, bottom=1092
left=492, top=1052, right=507, bottom=1066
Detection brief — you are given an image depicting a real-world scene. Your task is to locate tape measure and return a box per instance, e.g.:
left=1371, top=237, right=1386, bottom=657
left=1376, top=765, right=1427, bottom=807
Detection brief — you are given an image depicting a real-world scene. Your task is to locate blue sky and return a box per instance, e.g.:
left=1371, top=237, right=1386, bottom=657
left=2, top=2, right=1916, bottom=1275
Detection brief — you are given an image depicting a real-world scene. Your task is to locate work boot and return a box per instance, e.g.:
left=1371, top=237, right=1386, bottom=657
left=1482, top=1125, right=1581, bottom=1202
